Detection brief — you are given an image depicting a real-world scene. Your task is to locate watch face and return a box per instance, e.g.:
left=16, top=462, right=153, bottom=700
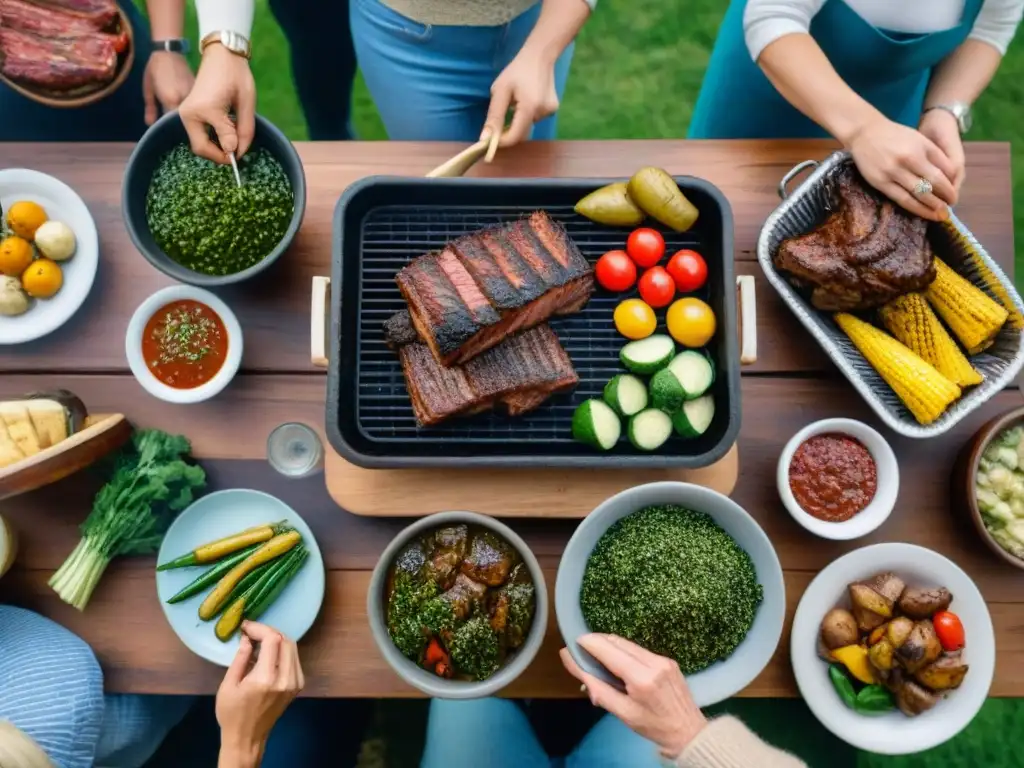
left=960, top=109, right=973, bottom=134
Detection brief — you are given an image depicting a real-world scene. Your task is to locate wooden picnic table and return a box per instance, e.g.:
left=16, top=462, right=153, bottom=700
left=1, top=139, right=1022, bottom=698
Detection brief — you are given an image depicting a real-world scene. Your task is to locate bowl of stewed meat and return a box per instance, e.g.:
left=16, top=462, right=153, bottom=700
left=367, top=511, right=546, bottom=698
left=778, top=418, right=899, bottom=540
left=125, top=285, right=243, bottom=404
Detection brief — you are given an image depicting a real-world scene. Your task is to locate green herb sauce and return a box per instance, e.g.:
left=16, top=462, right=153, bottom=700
left=580, top=505, right=763, bottom=675
left=146, top=144, right=294, bottom=276
left=387, top=571, right=457, bottom=661
left=448, top=616, right=500, bottom=680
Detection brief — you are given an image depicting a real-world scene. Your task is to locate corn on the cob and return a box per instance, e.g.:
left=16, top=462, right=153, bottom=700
left=878, top=293, right=983, bottom=388
left=835, top=312, right=961, bottom=425
left=924, top=258, right=1008, bottom=355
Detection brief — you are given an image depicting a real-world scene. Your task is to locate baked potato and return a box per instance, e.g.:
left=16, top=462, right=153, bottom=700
left=914, top=653, right=969, bottom=691
left=868, top=637, right=895, bottom=673
left=896, top=620, right=943, bottom=674
left=898, top=587, right=953, bottom=620
left=821, top=608, right=859, bottom=650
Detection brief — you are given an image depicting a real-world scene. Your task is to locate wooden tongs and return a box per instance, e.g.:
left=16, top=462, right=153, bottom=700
left=425, top=129, right=502, bottom=178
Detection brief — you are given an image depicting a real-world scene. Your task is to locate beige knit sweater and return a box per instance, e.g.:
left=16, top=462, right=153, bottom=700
left=673, top=717, right=806, bottom=768
left=382, top=0, right=597, bottom=26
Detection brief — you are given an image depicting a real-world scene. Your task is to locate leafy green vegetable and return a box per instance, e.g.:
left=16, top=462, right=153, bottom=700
left=386, top=571, right=457, bottom=660
left=580, top=505, right=763, bottom=675
left=855, top=684, right=895, bottom=714
left=49, top=430, right=206, bottom=610
left=146, top=144, right=293, bottom=276
left=829, top=664, right=859, bottom=709
left=449, top=616, right=500, bottom=680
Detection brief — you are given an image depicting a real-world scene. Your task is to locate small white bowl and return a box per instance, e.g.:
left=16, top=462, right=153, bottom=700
left=777, top=418, right=898, bottom=540
left=125, top=285, right=243, bottom=404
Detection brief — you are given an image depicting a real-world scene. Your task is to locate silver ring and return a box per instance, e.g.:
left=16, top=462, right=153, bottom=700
left=914, top=178, right=933, bottom=197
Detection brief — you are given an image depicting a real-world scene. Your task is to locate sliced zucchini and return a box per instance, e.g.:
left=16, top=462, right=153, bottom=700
left=666, top=350, right=714, bottom=400
left=572, top=399, right=622, bottom=450
left=619, top=335, right=675, bottom=375
left=672, top=395, right=715, bottom=437
left=603, top=374, right=648, bottom=417
left=648, top=368, right=686, bottom=413
left=627, top=409, right=673, bottom=451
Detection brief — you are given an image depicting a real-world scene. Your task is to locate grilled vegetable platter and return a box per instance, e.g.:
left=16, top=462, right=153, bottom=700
left=326, top=169, right=740, bottom=468
left=154, top=489, right=325, bottom=666
left=761, top=155, right=1024, bottom=437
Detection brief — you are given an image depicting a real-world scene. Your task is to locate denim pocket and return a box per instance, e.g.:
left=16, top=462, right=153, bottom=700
left=354, top=0, right=432, bottom=43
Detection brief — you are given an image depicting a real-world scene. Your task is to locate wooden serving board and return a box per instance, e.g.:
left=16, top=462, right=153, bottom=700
left=0, top=413, right=131, bottom=501
left=324, top=443, right=738, bottom=517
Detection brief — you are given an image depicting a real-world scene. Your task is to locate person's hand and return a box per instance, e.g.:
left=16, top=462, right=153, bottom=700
left=918, top=108, right=966, bottom=192
left=216, top=621, right=304, bottom=768
left=143, top=51, right=195, bottom=126
left=482, top=46, right=559, bottom=149
left=178, top=44, right=256, bottom=164
left=560, top=634, right=707, bottom=759
left=845, top=115, right=959, bottom=221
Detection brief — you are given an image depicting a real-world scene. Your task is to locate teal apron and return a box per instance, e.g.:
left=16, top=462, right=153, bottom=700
left=688, top=0, right=983, bottom=138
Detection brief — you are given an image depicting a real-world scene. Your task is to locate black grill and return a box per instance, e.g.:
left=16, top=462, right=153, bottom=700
left=326, top=177, right=740, bottom=468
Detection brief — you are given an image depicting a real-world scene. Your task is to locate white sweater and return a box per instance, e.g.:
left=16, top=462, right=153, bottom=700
left=745, top=0, right=1023, bottom=60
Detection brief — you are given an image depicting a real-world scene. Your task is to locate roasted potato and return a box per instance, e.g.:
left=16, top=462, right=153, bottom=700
left=898, top=587, right=953, bottom=620
left=886, top=616, right=914, bottom=649
left=865, top=572, right=907, bottom=604
left=821, top=608, right=860, bottom=650
left=914, top=653, right=969, bottom=691
left=868, top=623, right=888, bottom=646
left=897, top=620, right=943, bottom=673
left=893, top=676, right=940, bottom=716
left=849, top=582, right=894, bottom=631
left=868, top=637, right=895, bottom=673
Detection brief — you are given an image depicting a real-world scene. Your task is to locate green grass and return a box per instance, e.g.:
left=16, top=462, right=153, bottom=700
left=171, top=1, right=1023, bottom=764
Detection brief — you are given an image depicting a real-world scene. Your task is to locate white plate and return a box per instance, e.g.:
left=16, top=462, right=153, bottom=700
left=0, top=169, right=98, bottom=345
left=156, top=489, right=326, bottom=666
left=791, top=543, right=995, bottom=755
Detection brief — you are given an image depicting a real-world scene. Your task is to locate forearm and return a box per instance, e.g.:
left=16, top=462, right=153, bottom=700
left=195, top=0, right=255, bottom=40
left=218, top=739, right=264, bottom=768
left=145, top=0, right=185, bottom=39
left=756, top=34, right=882, bottom=144
left=924, top=40, right=1003, bottom=109
left=519, top=0, right=592, bottom=64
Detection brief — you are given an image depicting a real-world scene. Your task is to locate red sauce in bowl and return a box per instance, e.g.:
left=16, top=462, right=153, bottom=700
left=788, top=433, right=877, bottom=522
left=142, top=299, right=228, bottom=389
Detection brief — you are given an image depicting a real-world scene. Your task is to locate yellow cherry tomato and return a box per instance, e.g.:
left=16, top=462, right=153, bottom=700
left=614, top=298, right=657, bottom=340
left=666, top=297, right=716, bottom=347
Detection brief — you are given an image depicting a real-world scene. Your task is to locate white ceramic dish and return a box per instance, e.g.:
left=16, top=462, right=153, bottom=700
left=791, top=543, right=995, bottom=755
left=155, top=489, right=325, bottom=667
left=556, top=482, right=786, bottom=708
left=0, top=169, right=98, bottom=345
left=125, top=285, right=243, bottom=404
left=778, top=418, right=899, bottom=540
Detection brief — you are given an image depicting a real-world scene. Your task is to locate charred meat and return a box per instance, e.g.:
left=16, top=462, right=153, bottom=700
left=396, top=211, right=594, bottom=366
left=461, top=531, right=517, bottom=586
left=775, top=166, right=936, bottom=311
left=422, top=524, right=468, bottom=591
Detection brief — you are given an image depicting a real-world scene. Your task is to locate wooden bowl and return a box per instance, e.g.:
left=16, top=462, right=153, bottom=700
left=953, top=405, right=1024, bottom=570
left=0, top=413, right=131, bottom=501
left=0, top=7, right=135, bottom=109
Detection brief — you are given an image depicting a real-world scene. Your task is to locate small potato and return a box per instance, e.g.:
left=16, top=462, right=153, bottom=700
left=868, top=637, right=895, bottom=673
left=849, top=582, right=893, bottom=631
left=864, top=572, right=907, bottom=604
left=914, top=654, right=969, bottom=691
left=887, top=616, right=915, bottom=649
left=898, top=587, right=953, bottom=620
left=897, top=620, right=943, bottom=673
left=821, top=608, right=859, bottom=650
left=894, top=678, right=940, bottom=717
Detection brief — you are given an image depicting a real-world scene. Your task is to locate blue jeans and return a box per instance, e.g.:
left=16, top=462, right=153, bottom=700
left=420, top=699, right=663, bottom=768
left=350, top=0, right=574, bottom=141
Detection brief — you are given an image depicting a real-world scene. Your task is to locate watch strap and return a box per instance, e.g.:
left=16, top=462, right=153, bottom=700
left=200, top=30, right=252, bottom=60
left=152, top=38, right=190, bottom=54
left=924, top=104, right=970, bottom=135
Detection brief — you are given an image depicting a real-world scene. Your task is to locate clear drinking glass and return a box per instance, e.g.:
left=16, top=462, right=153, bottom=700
left=267, top=422, right=324, bottom=478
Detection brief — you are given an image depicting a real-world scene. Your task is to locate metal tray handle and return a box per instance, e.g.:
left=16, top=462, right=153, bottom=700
left=778, top=159, right=820, bottom=200
left=311, top=274, right=758, bottom=367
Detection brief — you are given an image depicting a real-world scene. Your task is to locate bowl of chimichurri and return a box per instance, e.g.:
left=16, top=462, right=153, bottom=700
left=121, top=110, right=306, bottom=286
left=367, top=511, right=547, bottom=698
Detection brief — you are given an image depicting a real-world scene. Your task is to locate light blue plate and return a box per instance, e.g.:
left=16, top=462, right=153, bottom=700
left=155, top=489, right=326, bottom=666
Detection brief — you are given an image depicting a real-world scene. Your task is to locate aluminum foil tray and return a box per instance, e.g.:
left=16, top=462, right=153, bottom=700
left=758, top=151, right=1024, bottom=438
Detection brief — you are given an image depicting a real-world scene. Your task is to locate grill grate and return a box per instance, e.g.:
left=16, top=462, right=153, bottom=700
left=328, top=177, right=739, bottom=467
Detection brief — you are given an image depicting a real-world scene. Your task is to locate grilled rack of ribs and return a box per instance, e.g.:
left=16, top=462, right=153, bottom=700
left=385, top=311, right=579, bottom=427
left=396, top=211, right=594, bottom=367
left=774, top=166, right=936, bottom=311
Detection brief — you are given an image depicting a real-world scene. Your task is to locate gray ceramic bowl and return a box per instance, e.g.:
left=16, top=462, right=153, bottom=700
left=121, top=110, right=306, bottom=286
left=555, top=482, right=785, bottom=708
left=367, top=511, right=548, bottom=699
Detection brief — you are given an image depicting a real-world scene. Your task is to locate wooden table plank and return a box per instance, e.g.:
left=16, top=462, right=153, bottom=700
left=1, top=142, right=1010, bottom=375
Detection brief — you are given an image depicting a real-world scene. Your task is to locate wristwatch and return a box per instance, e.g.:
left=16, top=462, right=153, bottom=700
left=199, top=30, right=251, bottom=60
left=151, top=38, right=190, bottom=54
left=923, top=102, right=973, bottom=135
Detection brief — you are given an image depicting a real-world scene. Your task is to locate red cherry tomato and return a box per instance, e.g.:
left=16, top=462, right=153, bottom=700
left=626, top=228, right=666, bottom=268
left=594, top=250, right=637, bottom=292
left=638, top=266, right=676, bottom=308
left=932, top=611, right=965, bottom=652
left=666, top=249, right=708, bottom=293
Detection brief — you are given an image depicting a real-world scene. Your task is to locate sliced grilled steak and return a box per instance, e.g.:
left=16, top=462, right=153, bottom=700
left=775, top=166, right=935, bottom=311
left=396, top=211, right=594, bottom=366
left=0, top=26, right=116, bottom=88
left=30, top=0, right=119, bottom=27
left=394, top=322, right=578, bottom=427
left=0, top=0, right=126, bottom=48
